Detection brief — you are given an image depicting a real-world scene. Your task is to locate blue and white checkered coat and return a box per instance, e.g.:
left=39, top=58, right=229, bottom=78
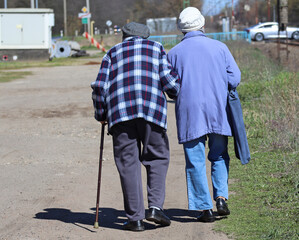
left=91, top=36, right=180, bottom=130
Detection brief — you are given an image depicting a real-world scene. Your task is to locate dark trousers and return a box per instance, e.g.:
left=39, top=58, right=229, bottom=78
left=111, top=119, right=170, bottom=221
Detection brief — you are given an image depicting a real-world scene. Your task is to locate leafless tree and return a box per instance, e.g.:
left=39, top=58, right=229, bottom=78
left=3, top=0, right=297, bottom=35
left=130, top=0, right=203, bottom=23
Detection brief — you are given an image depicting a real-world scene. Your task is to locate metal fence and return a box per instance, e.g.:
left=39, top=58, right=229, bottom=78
left=148, top=31, right=251, bottom=46
left=206, top=31, right=251, bottom=43
left=148, top=35, right=182, bottom=46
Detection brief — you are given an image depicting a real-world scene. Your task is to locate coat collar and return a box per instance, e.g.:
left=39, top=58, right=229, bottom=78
left=123, top=36, right=143, bottom=42
left=182, top=31, right=206, bottom=41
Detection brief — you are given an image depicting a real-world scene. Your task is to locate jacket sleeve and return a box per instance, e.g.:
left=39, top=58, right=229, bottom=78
left=228, top=89, right=251, bottom=165
left=225, top=45, right=241, bottom=90
left=159, top=46, right=181, bottom=99
left=91, top=54, right=111, bottom=121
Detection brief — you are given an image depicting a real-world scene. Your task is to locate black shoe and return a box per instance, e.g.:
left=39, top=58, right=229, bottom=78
left=123, top=220, right=145, bottom=231
left=216, top=198, right=230, bottom=216
left=197, top=209, right=215, bottom=222
left=146, top=208, right=171, bottom=226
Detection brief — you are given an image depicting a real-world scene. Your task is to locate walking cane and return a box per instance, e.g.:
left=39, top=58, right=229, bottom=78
left=94, top=123, right=106, bottom=229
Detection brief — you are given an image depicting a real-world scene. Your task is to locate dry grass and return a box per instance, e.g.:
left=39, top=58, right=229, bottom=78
left=263, top=72, right=299, bottom=151
left=215, top=41, right=299, bottom=240
left=252, top=42, right=299, bottom=73
left=0, top=70, right=32, bottom=83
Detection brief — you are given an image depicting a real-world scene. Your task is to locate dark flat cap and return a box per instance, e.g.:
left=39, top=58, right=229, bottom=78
left=122, top=22, right=150, bottom=39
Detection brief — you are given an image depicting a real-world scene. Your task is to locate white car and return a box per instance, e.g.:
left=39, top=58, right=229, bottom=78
left=245, top=22, right=299, bottom=41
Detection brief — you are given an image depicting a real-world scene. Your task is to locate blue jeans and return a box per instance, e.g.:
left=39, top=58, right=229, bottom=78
left=183, top=134, right=230, bottom=210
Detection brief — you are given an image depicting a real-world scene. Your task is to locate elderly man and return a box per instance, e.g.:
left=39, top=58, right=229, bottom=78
left=167, top=7, right=241, bottom=222
left=91, top=22, right=180, bottom=231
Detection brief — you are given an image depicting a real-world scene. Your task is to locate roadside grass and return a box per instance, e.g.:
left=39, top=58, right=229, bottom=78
left=0, top=71, right=32, bottom=83
left=214, top=41, right=299, bottom=239
left=0, top=37, right=106, bottom=82
left=0, top=53, right=104, bottom=71
left=81, top=45, right=101, bottom=50
left=0, top=58, right=77, bottom=70
left=81, top=45, right=113, bottom=50
left=60, top=35, right=114, bottom=51
left=0, top=52, right=104, bottom=82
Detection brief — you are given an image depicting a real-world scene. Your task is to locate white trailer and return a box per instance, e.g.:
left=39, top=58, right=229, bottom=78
left=0, top=8, right=54, bottom=61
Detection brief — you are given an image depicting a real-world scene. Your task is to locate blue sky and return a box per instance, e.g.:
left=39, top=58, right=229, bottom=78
left=202, top=0, right=239, bottom=16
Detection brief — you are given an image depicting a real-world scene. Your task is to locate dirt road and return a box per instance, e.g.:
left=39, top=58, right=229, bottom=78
left=0, top=65, right=229, bottom=240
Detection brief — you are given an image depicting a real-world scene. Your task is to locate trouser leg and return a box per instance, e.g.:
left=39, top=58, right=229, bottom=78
left=137, top=120, right=170, bottom=210
left=207, top=134, right=230, bottom=200
left=183, top=136, right=213, bottom=210
left=112, top=120, right=144, bottom=221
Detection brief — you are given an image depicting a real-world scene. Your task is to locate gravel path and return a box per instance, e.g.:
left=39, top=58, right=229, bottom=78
left=0, top=65, right=230, bottom=240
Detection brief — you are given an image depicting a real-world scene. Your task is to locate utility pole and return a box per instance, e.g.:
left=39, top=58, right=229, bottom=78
left=267, top=0, right=271, bottom=21
left=232, top=0, right=235, bottom=26
left=63, top=0, right=67, bottom=36
left=86, top=0, right=90, bottom=34
left=277, top=0, right=289, bottom=62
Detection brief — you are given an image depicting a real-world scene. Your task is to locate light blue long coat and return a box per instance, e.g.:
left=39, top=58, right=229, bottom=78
left=167, top=31, right=241, bottom=144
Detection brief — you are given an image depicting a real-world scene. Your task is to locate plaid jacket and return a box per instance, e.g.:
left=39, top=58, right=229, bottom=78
left=91, top=36, right=180, bottom=130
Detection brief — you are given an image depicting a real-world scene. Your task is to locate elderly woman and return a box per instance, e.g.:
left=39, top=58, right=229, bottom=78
left=167, top=7, right=241, bottom=222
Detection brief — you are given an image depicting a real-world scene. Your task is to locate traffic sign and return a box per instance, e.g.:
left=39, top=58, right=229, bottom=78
left=106, top=20, right=112, bottom=27
left=78, top=12, right=91, bottom=18
left=82, top=18, right=88, bottom=24
left=82, top=6, right=88, bottom=13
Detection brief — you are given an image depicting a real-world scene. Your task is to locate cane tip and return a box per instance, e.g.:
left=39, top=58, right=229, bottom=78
left=94, top=222, right=99, bottom=229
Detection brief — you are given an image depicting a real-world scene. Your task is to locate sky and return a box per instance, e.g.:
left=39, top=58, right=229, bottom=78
left=202, top=0, right=239, bottom=16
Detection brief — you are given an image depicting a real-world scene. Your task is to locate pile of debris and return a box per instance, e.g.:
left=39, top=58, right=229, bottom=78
left=49, top=41, right=89, bottom=60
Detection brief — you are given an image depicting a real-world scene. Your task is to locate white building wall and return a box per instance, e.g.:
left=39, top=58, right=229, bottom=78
left=0, top=8, right=54, bottom=49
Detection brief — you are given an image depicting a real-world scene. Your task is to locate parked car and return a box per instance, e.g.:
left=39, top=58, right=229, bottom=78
left=244, top=22, right=299, bottom=41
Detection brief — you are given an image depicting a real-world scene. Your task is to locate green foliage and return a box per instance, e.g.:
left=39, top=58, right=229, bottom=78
left=214, top=42, right=299, bottom=240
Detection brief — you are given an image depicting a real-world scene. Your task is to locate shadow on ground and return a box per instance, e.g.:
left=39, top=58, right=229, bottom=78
left=34, top=208, right=226, bottom=232
left=34, top=207, right=127, bottom=232
left=165, top=209, right=227, bottom=222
